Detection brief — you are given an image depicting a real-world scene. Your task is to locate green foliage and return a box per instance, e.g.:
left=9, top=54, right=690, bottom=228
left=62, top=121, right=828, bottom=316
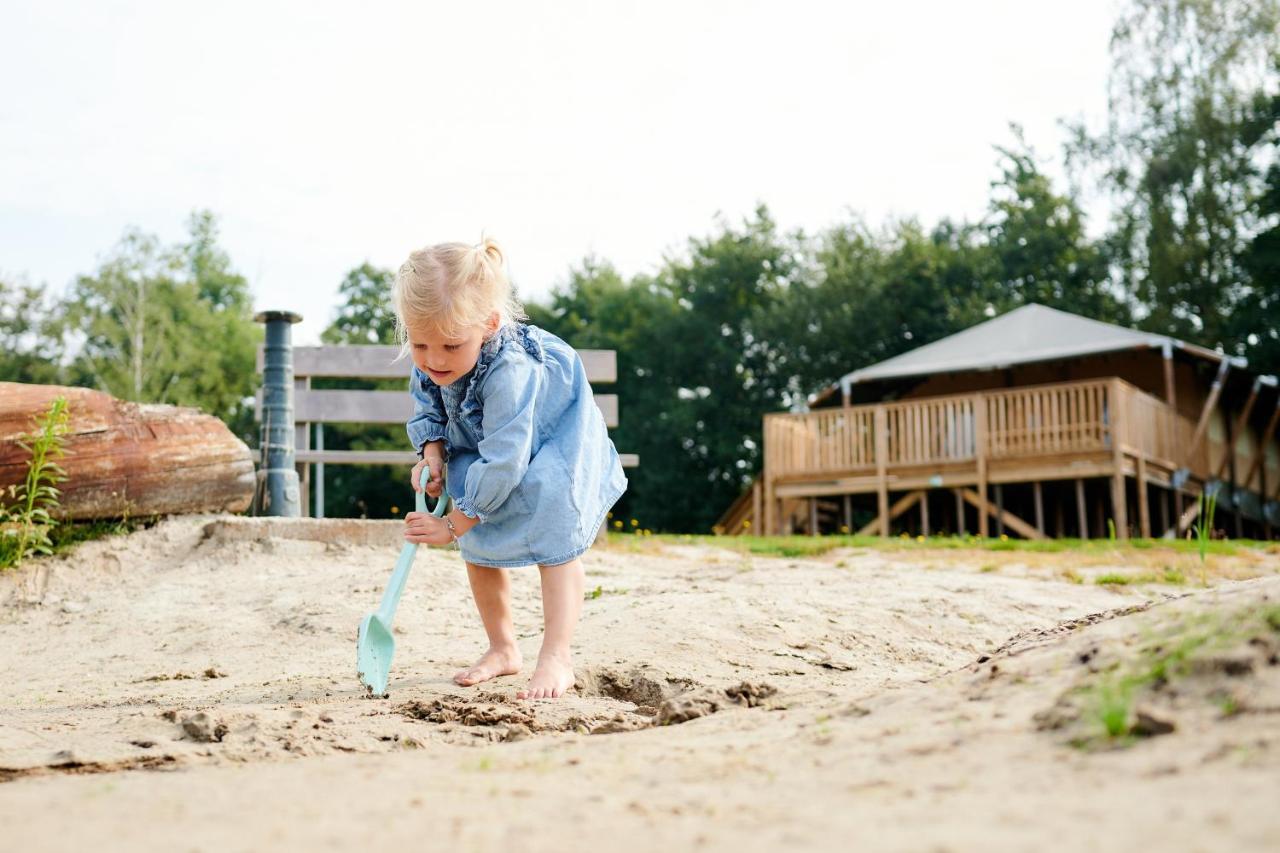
left=1192, top=489, right=1220, bottom=583
left=1067, top=0, right=1280, bottom=352
left=0, top=397, right=70, bottom=570
left=0, top=277, right=62, bottom=384
left=61, top=211, right=260, bottom=441
left=312, top=262, right=411, bottom=519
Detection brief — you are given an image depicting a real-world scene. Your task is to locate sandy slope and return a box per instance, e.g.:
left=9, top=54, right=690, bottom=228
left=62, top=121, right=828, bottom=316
left=0, top=517, right=1276, bottom=852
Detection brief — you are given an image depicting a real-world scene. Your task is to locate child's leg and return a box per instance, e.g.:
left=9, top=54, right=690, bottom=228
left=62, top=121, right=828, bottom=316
left=454, top=562, right=523, bottom=687
left=518, top=557, right=585, bottom=700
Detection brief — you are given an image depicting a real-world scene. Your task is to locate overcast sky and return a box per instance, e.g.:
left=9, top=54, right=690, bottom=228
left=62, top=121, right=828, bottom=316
left=1, top=0, right=1115, bottom=344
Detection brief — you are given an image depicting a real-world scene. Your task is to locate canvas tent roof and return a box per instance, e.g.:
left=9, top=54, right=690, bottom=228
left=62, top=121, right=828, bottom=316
left=824, top=303, right=1231, bottom=401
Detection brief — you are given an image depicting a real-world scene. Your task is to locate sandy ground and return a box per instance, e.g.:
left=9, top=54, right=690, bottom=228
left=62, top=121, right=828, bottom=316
left=1, top=517, right=1278, bottom=852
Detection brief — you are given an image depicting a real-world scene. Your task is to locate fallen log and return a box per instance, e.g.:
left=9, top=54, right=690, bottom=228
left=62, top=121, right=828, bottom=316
left=0, top=382, right=255, bottom=520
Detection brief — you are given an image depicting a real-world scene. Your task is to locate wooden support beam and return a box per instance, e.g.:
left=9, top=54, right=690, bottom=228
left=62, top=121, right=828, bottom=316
left=856, top=490, right=924, bottom=537
left=1186, top=359, right=1231, bottom=468
left=958, top=488, right=1046, bottom=541
left=809, top=498, right=819, bottom=537
left=842, top=494, right=852, bottom=532
left=1177, top=499, right=1201, bottom=537
left=1159, top=486, right=1171, bottom=538
left=920, top=491, right=930, bottom=537
left=955, top=488, right=966, bottom=535
left=1033, top=482, right=1045, bottom=535
left=975, top=402, right=989, bottom=537
left=1076, top=478, right=1088, bottom=540
left=994, top=484, right=1005, bottom=537
left=1110, top=380, right=1128, bottom=539
left=1242, top=399, right=1280, bottom=492
left=1215, top=377, right=1261, bottom=480
left=1136, top=456, right=1151, bottom=538
left=1162, top=342, right=1177, bottom=409
left=874, top=405, right=889, bottom=537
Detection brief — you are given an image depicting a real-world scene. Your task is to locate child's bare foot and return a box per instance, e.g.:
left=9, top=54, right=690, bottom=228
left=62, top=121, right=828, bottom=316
left=517, top=650, right=575, bottom=699
left=454, top=646, right=522, bottom=687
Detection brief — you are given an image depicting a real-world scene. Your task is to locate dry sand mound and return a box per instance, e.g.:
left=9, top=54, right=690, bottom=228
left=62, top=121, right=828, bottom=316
left=0, top=516, right=1277, bottom=852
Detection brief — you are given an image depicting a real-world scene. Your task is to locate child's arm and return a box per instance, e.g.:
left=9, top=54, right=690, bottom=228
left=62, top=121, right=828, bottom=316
left=406, top=366, right=449, bottom=493
left=454, top=356, right=540, bottom=522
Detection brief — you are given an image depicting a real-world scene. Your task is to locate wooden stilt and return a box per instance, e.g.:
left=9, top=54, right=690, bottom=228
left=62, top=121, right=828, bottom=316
left=1136, top=455, right=1151, bottom=538
left=1033, top=481, right=1045, bottom=535
left=1159, top=487, right=1170, bottom=538
left=842, top=494, right=852, bottom=532
left=1076, top=478, right=1088, bottom=539
left=809, top=498, right=818, bottom=537
left=955, top=488, right=966, bottom=535
left=920, top=491, right=930, bottom=537
left=1093, top=486, right=1105, bottom=540
left=1110, top=469, right=1128, bottom=539
left=874, top=405, right=889, bottom=537
left=994, top=484, right=1005, bottom=537
left=976, top=403, right=989, bottom=538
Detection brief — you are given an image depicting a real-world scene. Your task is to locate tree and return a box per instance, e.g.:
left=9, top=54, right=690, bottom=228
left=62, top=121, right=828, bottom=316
left=1234, top=79, right=1280, bottom=371
left=62, top=212, right=259, bottom=438
left=313, top=263, right=407, bottom=519
left=985, top=133, right=1125, bottom=323
left=1069, top=0, right=1280, bottom=348
left=0, top=276, right=62, bottom=384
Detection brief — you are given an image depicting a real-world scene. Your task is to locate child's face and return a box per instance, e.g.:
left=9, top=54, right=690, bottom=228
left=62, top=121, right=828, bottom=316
left=407, top=316, right=498, bottom=386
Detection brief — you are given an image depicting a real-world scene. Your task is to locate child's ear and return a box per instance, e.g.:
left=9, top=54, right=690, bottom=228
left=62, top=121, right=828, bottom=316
left=485, top=312, right=501, bottom=336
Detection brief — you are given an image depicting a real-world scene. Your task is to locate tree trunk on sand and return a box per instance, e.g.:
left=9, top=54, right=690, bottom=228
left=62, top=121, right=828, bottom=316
left=0, top=382, right=255, bottom=519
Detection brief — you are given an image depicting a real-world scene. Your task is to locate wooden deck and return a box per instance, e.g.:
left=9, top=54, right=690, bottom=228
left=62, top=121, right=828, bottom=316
left=741, top=378, right=1212, bottom=539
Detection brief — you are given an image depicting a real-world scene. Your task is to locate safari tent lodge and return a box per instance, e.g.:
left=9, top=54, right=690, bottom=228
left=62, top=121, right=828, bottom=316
left=718, top=304, right=1280, bottom=540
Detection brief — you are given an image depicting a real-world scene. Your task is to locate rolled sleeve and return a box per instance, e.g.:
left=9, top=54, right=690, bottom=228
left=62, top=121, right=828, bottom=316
left=458, top=355, right=539, bottom=520
left=406, top=366, right=449, bottom=455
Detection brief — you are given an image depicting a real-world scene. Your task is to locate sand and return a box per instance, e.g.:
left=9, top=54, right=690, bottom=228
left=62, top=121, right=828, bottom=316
left=1, top=516, right=1277, bottom=852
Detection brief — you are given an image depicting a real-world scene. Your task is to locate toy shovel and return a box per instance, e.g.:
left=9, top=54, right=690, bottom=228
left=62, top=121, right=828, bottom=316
left=356, top=466, right=453, bottom=697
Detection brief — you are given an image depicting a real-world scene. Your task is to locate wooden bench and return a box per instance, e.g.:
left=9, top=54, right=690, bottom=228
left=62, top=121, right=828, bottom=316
left=255, top=344, right=637, bottom=517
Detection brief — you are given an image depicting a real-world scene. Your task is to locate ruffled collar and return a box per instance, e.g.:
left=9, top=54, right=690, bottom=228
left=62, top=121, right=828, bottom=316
left=454, top=322, right=544, bottom=438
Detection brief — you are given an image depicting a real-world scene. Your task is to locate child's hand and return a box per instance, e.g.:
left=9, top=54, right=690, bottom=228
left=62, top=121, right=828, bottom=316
left=403, top=511, right=453, bottom=546
left=410, top=442, right=445, bottom=497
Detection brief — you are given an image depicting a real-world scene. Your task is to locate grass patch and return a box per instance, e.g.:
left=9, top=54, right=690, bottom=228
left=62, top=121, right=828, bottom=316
left=1094, top=573, right=1134, bottom=586
left=614, top=532, right=1255, bottom=559
left=1069, top=603, right=1280, bottom=748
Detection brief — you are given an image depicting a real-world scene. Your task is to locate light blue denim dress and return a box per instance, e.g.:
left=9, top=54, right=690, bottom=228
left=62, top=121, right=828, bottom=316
left=406, top=323, right=627, bottom=568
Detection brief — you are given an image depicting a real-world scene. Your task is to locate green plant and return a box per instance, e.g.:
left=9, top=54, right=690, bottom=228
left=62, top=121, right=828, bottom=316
left=1191, top=490, right=1219, bottom=578
left=0, top=397, right=70, bottom=570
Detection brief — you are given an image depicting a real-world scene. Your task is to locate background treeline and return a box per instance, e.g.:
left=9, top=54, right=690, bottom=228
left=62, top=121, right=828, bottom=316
left=3, top=0, right=1278, bottom=533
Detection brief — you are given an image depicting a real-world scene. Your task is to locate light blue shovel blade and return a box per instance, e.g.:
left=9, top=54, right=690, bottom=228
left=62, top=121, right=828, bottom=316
left=356, top=467, right=452, bottom=697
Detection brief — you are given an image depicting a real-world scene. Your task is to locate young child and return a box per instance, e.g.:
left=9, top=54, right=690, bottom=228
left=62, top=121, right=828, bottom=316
left=397, top=238, right=627, bottom=700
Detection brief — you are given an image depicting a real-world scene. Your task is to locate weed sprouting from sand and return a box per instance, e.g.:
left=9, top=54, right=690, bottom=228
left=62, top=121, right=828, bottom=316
left=1, top=397, right=69, bottom=571
left=1094, top=573, right=1132, bottom=585
left=1191, top=490, right=1219, bottom=584
left=1067, top=605, right=1277, bottom=748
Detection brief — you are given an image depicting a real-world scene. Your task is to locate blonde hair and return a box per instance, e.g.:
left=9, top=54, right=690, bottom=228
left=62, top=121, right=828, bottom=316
left=392, top=237, right=525, bottom=353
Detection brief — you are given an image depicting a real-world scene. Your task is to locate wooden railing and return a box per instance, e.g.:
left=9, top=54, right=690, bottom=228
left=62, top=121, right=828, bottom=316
left=984, top=381, right=1110, bottom=458
left=765, top=379, right=1194, bottom=480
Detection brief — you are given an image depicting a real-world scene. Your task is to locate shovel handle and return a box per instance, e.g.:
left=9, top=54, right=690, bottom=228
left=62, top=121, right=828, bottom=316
left=419, top=461, right=453, bottom=517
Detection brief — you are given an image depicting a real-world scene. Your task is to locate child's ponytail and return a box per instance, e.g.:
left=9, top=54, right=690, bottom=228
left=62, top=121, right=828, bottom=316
left=392, top=235, right=526, bottom=356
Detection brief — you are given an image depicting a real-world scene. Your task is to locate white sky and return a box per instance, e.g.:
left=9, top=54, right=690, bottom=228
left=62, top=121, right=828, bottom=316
left=1, top=0, right=1115, bottom=344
